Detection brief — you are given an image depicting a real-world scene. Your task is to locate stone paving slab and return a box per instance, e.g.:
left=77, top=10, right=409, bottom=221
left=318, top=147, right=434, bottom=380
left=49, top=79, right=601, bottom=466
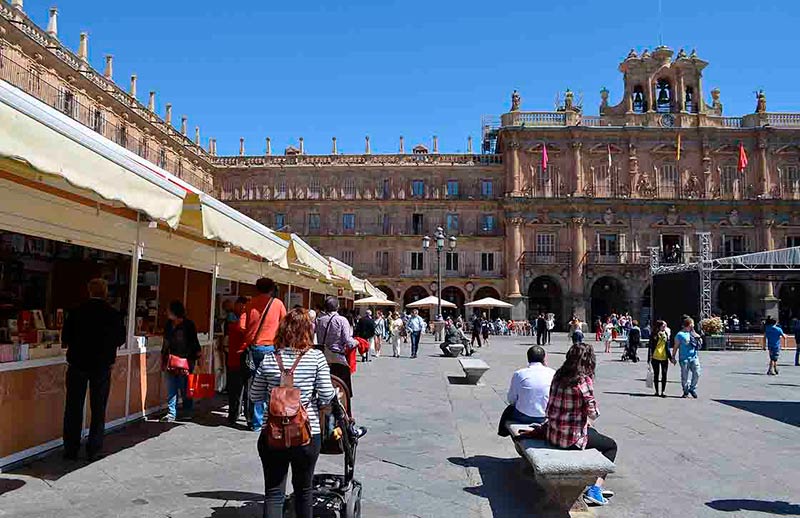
left=1, top=334, right=799, bottom=517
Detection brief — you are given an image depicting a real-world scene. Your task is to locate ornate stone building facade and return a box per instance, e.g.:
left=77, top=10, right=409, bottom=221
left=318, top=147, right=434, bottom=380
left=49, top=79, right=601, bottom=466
left=2, top=2, right=798, bottom=327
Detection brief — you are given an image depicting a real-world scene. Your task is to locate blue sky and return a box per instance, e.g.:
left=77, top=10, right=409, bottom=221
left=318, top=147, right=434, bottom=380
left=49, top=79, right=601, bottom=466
left=35, top=0, right=800, bottom=155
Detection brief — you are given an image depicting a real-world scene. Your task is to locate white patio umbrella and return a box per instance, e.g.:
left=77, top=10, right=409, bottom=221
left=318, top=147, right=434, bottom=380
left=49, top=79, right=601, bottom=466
left=405, top=295, right=457, bottom=309
left=465, top=297, right=513, bottom=308
left=353, top=296, right=397, bottom=306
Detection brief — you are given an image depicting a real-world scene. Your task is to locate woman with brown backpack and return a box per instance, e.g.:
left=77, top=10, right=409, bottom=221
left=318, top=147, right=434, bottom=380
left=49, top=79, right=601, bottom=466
left=249, top=308, right=339, bottom=518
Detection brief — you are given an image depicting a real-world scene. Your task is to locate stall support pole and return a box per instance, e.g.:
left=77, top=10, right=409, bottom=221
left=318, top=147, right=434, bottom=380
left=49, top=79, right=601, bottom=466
left=287, top=284, right=292, bottom=309
left=208, top=247, right=219, bottom=372
left=124, top=216, right=142, bottom=423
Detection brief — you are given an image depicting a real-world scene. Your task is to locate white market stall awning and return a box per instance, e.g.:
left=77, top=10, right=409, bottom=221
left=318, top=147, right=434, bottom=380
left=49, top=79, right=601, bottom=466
left=406, top=296, right=457, bottom=309
left=275, top=233, right=331, bottom=281
left=364, top=280, right=386, bottom=300
left=180, top=192, right=289, bottom=269
left=465, top=297, right=514, bottom=308
left=353, top=296, right=397, bottom=306
left=328, top=256, right=353, bottom=283
left=350, top=276, right=367, bottom=295
left=0, top=79, right=186, bottom=228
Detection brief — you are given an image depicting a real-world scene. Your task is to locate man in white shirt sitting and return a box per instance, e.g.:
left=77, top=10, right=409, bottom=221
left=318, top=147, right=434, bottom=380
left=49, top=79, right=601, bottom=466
left=505, top=345, right=555, bottom=425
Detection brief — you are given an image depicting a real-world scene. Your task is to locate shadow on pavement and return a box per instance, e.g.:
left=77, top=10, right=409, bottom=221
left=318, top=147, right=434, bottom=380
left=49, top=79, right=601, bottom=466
left=10, top=419, right=181, bottom=481
left=448, top=455, right=544, bottom=518
left=769, top=383, right=800, bottom=388
left=0, top=478, right=25, bottom=495
left=447, top=376, right=471, bottom=385
left=187, top=491, right=263, bottom=518
left=706, top=498, right=800, bottom=515
left=714, top=400, right=800, bottom=428
left=603, top=391, right=683, bottom=399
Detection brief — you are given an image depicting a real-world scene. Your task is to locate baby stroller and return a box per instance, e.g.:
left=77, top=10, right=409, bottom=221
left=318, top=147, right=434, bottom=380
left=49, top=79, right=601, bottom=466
left=620, top=329, right=641, bottom=363
left=283, top=374, right=366, bottom=518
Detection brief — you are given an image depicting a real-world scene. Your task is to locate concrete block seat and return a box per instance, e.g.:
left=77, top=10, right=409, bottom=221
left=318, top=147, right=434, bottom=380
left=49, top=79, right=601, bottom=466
left=507, top=424, right=616, bottom=517
left=442, top=343, right=464, bottom=357
left=458, top=358, right=489, bottom=384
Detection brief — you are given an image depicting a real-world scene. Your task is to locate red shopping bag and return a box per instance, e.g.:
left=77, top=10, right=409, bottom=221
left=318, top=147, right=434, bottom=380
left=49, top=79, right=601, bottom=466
left=187, top=373, right=215, bottom=399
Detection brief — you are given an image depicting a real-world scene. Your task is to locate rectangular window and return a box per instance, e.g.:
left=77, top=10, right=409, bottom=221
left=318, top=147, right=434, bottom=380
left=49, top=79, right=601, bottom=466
left=481, top=252, right=494, bottom=272
left=536, top=233, right=555, bottom=261
left=376, top=251, right=389, bottom=275
left=723, top=235, right=745, bottom=257
left=308, top=213, right=320, bottom=231
left=411, top=252, right=424, bottom=271
left=341, top=250, right=354, bottom=266
left=598, top=233, right=619, bottom=255
left=446, top=213, right=459, bottom=233
left=382, top=214, right=391, bottom=234
left=382, top=179, right=391, bottom=200
left=344, top=177, right=355, bottom=199
left=309, top=177, right=320, bottom=199
left=140, top=138, right=149, bottom=159
left=445, top=252, right=459, bottom=271
left=447, top=180, right=459, bottom=197
left=412, top=213, right=424, bottom=235
left=480, top=179, right=493, bottom=198
left=412, top=180, right=424, bottom=198
left=481, top=214, right=496, bottom=233
left=659, top=163, right=679, bottom=198
left=343, top=213, right=355, bottom=231
left=721, top=165, right=739, bottom=197
left=158, top=148, right=167, bottom=168
left=92, top=108, right=104, bottom=134
left=277, top=177, right=287, bottom=199
left=275, top=213, right=286, bottom=230
left=61, top=90, right=75, bottom=117
left=787, top=236, right=800, bottom=248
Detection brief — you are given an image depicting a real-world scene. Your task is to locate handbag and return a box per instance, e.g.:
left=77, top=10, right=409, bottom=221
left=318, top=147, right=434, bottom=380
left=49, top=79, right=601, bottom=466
left=166, top=354, right=190, bottom=375
left=645, top=366, right=654, bottom=389
left=245, top=297, right=276, bottom=371
left=187, top=372, right=215, bottom=399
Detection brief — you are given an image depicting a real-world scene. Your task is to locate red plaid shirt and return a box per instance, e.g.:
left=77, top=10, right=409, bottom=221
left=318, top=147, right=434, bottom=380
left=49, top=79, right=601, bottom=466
left=546, top=375, right=599, bottom=449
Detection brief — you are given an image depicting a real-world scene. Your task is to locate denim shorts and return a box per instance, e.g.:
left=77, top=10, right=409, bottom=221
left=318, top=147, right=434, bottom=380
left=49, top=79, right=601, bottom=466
left=768, top=347, right=780, bottom=362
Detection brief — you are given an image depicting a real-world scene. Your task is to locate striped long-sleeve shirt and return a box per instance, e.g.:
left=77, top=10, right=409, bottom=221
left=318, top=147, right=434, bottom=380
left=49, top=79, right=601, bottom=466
left=249, top=348, right=335, bottom=435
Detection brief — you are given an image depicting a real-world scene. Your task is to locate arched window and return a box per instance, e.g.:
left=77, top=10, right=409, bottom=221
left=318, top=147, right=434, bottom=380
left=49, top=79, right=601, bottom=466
left=309, top=177, right=320, bottom=199
left=656, top=79, right=672, bottom=113
left=632, top=85, right=646, bottom=113
left=684, top=86, right=695, bottom=113
left=720, top=164, right=739, bottom=199
left=593, top=164, right=615, bottom=197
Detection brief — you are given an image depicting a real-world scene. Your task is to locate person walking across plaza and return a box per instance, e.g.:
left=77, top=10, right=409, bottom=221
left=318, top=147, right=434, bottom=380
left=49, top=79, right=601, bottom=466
left=505, top=345, right=555, bottom=425
left=406, top=309, right=425, bottom=358
left=763, top=316, right=786, bottom=375
left=61, top=278, right=126, bottom=461
left=389, top=311, right=404, bottom=357
left=481, top=312, right=491, bottom=346
left=546, top=343, right=618, bottom=506
left=241, top=277, right=287, bottom=430
left=470, top=313, right=483, bottom=349
left=536, top=313, right=547, bottom=345
left=315, top=296, right=357, bottom=409
left=250, top=308, right=341, bottom=518
left=672, top=316, right=701, bottom=398
left=355, top=310, right=377, bottom=362
left=161, top=301, right=202, bottom=422
left=569, top=316, right=584, bottom=345
left=226, top=296, right=249, bottom=424
left=602, top=318, right=614, bottom=354
left=648, top=320, right=672, bottom=397
left=546, top=313, right=555, bottom=344
left=626, top=319, right=641, bottom=363
left=374, top=310, right=386, bottom=358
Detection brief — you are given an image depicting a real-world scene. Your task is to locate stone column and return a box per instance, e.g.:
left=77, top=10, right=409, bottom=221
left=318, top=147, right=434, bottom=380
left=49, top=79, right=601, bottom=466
left=572, top=142, right=583, bottom=196
left=759, top=218, right=779, bottom=318
left=506, top=217, right=526, bottom=319
left=758, top=136, right=770, bottom=197
left=507, top=140, right=522, bottom=195
left=570, top=216, right=587, bottom=321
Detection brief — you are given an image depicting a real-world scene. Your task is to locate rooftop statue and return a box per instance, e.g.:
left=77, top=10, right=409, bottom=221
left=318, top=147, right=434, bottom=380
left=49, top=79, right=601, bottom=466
left=755, top=90, right=767, bottom=114
left=710, top=87, right=723, bottom=115
left=511, top=90, right=521, bottom=112
left=676, top=48, right=687, bottom=60
left=626, top=48, right=638, bottom=60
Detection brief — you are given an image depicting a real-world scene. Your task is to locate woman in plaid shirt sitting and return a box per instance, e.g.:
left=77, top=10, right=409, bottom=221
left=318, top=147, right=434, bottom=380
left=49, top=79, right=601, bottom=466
left=546, top=342, right=618, bottom=507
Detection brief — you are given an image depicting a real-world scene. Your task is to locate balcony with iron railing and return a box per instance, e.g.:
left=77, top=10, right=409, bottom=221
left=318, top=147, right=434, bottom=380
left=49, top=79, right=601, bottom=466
left=519, top=251, right=572, bottom=267
left=0, top=50, right=214, bottom=193
left=584, top=250, right=651, bottom=266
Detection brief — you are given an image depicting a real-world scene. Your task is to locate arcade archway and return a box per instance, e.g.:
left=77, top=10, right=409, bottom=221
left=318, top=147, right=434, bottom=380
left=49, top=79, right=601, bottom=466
left=778, top=282, right=800, bottom=327
left=402, top=285, right=428, bottom=308
left=471, top=286, right=507, bottom=320
left=441, top=286, right=466, bottom=319
left=717, top=281, right=748, bottom=321
left=590, top=276, right=627, bottom=324
left=527, top=276, right=564, bottom=328
left=377, top=285, right=395, bottom=301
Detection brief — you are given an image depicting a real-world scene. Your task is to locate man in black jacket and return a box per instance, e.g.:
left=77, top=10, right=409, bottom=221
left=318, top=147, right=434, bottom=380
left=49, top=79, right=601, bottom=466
left=61, top=278, right=126, bottom=461
left=536, top=313, right=547, bottom=345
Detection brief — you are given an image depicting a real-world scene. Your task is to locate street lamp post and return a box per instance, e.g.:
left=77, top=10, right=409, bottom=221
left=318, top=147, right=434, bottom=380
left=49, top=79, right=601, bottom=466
left=422, top=226, right=457, bottom=319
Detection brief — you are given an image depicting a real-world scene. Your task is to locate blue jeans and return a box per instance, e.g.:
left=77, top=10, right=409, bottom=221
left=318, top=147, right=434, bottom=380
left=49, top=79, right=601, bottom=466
left=680, top=358, right=701, bottom=394
left=410, top=331, right=422, bottom=357
left=509, top=407, right=546, bottom=426
left=166, top=372, right=192, bottom=418
left=795, top=336, right=800, bottom=365
left=246, top=345, right=274, bottom=429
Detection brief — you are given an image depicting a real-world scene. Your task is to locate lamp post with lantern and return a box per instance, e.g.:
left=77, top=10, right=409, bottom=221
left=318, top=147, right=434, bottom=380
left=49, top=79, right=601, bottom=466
left=422, top=226, right=457, bottom=319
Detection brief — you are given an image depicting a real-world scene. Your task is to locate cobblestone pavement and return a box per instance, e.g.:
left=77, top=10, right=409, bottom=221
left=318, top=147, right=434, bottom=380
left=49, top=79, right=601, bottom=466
left=1, top=334, right=798, bottom=517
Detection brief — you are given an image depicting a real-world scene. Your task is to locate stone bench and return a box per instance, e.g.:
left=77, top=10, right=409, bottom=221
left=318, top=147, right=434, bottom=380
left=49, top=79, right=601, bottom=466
left=441, top=343, right=464, bottom=357
left=458, top=358, right=489, bottom=384
left=507, top=424, right=616, bottom=518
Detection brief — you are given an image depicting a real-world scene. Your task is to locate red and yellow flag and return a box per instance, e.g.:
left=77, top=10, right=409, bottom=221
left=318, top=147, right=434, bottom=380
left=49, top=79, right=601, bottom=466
left=541, top=142, right=549, bottom=171
left=676, top=133, right=681, bottom=161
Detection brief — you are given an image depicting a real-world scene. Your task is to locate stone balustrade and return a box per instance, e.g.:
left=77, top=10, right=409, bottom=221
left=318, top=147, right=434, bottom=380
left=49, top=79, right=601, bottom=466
left=215, top=153, right=503, bottom=167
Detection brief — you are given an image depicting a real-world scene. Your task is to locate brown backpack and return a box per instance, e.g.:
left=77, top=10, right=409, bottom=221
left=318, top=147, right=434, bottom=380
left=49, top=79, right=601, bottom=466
left=266, top=351, right=312, bottom=449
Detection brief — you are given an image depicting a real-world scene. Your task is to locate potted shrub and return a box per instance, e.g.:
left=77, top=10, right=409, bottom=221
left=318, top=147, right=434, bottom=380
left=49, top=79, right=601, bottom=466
left=700, top=317, right=725, bottom=350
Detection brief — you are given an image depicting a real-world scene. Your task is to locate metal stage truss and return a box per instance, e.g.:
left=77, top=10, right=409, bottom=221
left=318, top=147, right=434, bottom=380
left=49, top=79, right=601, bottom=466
left=650, top=240, right=800, bottom=320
